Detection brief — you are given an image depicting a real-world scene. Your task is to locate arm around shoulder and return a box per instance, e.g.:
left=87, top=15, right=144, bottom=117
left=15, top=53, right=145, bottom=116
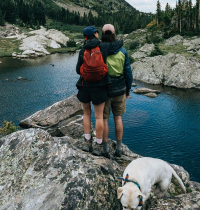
left=123, top=49, right=133, bottom=93
left=76, top=48, right=84, bottom=74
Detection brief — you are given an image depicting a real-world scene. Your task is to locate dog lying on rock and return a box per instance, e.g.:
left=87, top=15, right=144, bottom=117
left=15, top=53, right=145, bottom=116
left=117, top=157, right=186, bottom=210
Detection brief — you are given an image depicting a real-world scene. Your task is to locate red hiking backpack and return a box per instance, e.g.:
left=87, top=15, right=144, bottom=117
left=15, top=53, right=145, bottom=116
left=80, top=46, right=108, bottom=82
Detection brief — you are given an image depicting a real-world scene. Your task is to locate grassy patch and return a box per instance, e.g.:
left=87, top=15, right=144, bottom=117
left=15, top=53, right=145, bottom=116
left=46, top=45, right=82, bottom=54
left=159, top=43, right=191, bottom=57
left=45, top=20, right=89, bottom=39
left=159, top=43, right=200, bottom=61
left=0, top=38, right=23, bottom=57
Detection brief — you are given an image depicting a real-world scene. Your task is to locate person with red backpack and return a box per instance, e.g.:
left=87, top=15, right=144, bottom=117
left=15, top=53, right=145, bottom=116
left=76, top=26, right=122, bottom=156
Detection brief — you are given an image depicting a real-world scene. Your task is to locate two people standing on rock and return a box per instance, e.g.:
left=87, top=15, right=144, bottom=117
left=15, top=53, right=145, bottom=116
left=76, top=24, right=133, bottom=158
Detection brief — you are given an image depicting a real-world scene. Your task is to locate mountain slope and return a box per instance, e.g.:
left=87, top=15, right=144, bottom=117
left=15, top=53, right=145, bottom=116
left=53, top=0, right=136, bottom=14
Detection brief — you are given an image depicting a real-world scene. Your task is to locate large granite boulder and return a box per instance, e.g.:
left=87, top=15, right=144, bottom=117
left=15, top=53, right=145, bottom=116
left=19, top=34, right=61, bottom=55
left=131, top=53, right=200, bottom=89
left=0, top=128, right=139, bottom=210
left=0, top=127, right=198, bottom=210
left=19, top=95, right=83, bottom=138
left=44, top=29, right=69, bottom=46
left=132, top=43, right=155, bottom=59
left=12, top=26, right=70, bottom=58
left=164, top=35, right=184, bottom=46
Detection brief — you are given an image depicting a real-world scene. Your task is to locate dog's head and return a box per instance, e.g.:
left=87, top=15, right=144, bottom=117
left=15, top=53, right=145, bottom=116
left=117, top=185, right=146, bottom=210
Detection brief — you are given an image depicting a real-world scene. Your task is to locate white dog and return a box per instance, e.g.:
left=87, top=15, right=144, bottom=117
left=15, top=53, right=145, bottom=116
left=117, top=157, right=186, bottom=210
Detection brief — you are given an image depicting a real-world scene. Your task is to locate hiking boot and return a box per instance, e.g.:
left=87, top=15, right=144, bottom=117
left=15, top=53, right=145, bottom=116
left=82, top=138, right=93, bottom=152
left=92, top=142, right=103, bottom=156
left=114, top=149, right=122, bottom=157
left=102, top=152, right=111, bottom=159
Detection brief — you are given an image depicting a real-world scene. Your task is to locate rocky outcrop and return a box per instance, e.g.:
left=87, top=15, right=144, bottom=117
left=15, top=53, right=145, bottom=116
left=0, top=128, right=198, bottom=210
left=0, top=23, right=20, bottom=38
left=131, top=53, right=200, bottom=89
left=132, top=43, right=154, bottom=59
left=19, top=95, right=83, bottom=138
left=164, top=35, right=184, bottom=45
left=184, top=38, right=200, bottom=55
left=164, top=35, right=200, bottom=55
left=44, top=29, right=69, bottom=46
left=0, top=128, right=129, bottom=210
left=17, top=27, right=69, bottom=57
left=0, top=25, right=70, bottom=58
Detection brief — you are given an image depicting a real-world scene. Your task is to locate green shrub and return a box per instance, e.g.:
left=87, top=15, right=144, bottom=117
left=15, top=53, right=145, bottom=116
left=0, top=120, right=19, bottom=137
left=152, top=36, right=163, bottom=44
left=129, top=40, right=140, bottom=50
left=146, top=34, right=163, bottom=44
left=146, top=35, right=152, bottom=44
left=67, top=39, right=76, bottom=47
left=150, top=44, right=164, bottom=56
left=163, top=32, right=170, bottom=39
left=128, top=55, right=136, bottom=64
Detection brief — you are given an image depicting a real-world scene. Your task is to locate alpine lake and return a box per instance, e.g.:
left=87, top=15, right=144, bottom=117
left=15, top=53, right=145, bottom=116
left=0, top=53, right=200, bottom=182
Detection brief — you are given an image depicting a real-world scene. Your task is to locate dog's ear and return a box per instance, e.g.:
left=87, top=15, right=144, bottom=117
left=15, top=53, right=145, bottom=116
left=117, top=187, right=123, bottom=199
left=136, top=191, right=146, bottom=199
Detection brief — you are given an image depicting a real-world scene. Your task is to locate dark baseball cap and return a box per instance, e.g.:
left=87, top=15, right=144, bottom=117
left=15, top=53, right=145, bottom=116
left=83, top=26, right=98, bottom=37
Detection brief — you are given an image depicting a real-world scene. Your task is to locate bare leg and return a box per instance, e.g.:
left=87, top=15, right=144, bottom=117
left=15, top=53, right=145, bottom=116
left=82, top=103, right=91, bottom=134
left=114, top=115, right=123, bottom=140
left=103, top=119, right=109, bottom=143
left=94, top=102, right=105, bottom=139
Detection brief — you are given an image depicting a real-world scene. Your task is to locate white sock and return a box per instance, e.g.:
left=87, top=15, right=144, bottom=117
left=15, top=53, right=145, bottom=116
left=96, top=138, right=102, bottom=144
left=85, top=133, right=91, bottom=140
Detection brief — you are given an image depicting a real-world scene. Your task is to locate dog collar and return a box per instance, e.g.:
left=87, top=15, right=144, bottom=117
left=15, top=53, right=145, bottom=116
left=117, top=174, right=143, bottom=207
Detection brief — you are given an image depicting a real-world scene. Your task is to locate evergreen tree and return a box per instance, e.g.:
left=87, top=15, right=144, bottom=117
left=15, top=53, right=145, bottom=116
left=164, top=3, right=171, bottom=25
left=156, top=0, right=162, bottom=26
left=188, top=0, right=192, bottom=29
left=0, top=9, right=5, bottom=26
left=196, top=0, right=199, bottom=30
left=178, top=0, right=183, bottom=33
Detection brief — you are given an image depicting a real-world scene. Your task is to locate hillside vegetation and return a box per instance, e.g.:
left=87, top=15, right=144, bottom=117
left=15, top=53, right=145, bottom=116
left=0, top=0, right=154, bottom=34
left=149, top=0, right=200, bottom=37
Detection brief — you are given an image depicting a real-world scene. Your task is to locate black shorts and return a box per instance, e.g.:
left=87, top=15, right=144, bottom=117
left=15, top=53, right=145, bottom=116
left=77, top=87, right=108, bottom=105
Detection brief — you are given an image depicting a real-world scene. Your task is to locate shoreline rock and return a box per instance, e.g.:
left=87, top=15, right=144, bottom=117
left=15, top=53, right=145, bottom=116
left=131, top=53, right=200, bottom=89
left=19, top=95, right=83, bottom=138
left=133, top=87, right=161, bottom=94
left=1, top=25, right=71, bottom=59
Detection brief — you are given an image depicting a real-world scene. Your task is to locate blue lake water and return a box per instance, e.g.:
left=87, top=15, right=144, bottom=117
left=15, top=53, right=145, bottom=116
left=0, top=53, right=200, bottom=182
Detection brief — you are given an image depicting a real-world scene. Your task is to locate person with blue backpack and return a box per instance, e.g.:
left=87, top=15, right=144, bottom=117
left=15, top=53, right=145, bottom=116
left=101, top=24, right=133, bottom=158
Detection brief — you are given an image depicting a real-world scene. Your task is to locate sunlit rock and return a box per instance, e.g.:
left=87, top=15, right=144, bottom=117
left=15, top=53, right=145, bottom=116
left=131, top=53, right=200, bottom=89
left=164, top=35, right=184, bottom=45
left=44, top=29, right=69, bottom=46
left=132, top=43, right=155, bottom=59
